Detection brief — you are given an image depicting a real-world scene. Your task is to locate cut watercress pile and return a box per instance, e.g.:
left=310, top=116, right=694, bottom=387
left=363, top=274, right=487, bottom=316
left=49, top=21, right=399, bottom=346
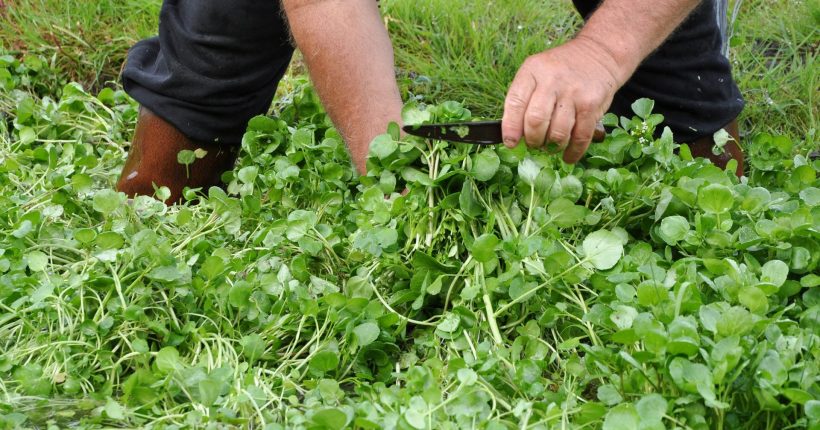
left=0, top=55, right=818, bottom=429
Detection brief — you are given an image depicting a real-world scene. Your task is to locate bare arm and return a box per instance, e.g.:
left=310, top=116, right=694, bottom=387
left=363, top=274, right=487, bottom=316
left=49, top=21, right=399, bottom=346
left=501, top=0, right=702, bottom=162
left=576, top=0, right=702, bottom=83
left=282, top=0, right=402, bottom=174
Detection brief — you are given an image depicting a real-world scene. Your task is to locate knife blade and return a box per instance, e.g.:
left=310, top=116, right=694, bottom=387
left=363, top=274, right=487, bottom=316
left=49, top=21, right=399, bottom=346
left=402, top=120, right=606, bottom=145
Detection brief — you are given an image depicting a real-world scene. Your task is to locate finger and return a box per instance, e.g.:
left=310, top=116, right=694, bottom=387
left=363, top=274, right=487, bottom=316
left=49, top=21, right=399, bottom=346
left=522, top=88, right=557, bottom=149
left=501, top=72, right=536, bottom=148
left=546, top=100, right=575, bottom=152
left=564, top=110, right=598, bottom=164
left=592, top=121, right=606, bottom=142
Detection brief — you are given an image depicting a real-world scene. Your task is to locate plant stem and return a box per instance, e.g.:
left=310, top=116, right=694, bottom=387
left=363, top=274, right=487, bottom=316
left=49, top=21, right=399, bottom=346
left=483, top=293, right=503, bottom=345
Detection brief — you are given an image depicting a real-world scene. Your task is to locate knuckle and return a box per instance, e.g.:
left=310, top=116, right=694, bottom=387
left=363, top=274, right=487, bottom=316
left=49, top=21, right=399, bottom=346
left=505, top=93, right=528, bottom=110
left=525, top=110, right=549, bottom=128
left=577, top=96, right=599, bottom=112
left=500, top=123, right=517, bottom=135
left=549, top=130, right=570, bottom=143
left=572, top=131, right=593, bottom=144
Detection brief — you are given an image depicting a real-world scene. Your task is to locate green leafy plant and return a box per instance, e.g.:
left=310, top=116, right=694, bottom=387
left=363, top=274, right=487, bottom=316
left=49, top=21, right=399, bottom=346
left=176, top=148, right=208, bottom=178
left=0, top=54, right=817, bottom=429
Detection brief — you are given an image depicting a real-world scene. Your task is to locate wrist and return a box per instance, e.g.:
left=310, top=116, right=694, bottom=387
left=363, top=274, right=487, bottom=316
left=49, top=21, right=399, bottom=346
left=348, top=140, right=369, bottom=175
left=571, top=33, right=639, bottom=87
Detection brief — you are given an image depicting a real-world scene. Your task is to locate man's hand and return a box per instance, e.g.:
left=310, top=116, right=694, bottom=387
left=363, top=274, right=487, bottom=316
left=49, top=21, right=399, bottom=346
left=501, top=37, right=623, bottom=164
left=502, top=0, right=702, bottom=164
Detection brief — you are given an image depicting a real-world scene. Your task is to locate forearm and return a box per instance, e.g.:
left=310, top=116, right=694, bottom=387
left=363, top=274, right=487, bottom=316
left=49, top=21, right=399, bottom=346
left=282, top=0, right=402, bottom=174
left=575, top=0, right=702, bottom=85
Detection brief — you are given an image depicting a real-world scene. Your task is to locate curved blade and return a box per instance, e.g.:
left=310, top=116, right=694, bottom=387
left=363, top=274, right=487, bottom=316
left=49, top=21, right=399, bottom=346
left=403, top=120, right=606, bottom=144
left=403, top=120, right=503, bottom=145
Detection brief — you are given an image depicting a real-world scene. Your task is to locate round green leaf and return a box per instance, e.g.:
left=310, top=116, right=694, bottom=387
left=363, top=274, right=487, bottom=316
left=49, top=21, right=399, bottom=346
left=148, top=265, right=184, bottom=283
left=96, top=231, right=124, bottom=250
left=456, top=368, right=477, bottom=386
left=12, top=220, right=33, bottom=238
left=155, top=346, right=182, bottom=374
left=25, top=251, right=48, bottom=272
left=760, top=260, right=789, bottom=287
left=310, top=350, right=340, bottom=373
left=548, top=198, right=586, bottom=228
left=104, top=398, right=126, bottom=420
left=636, top=394, right=667, bottom=424
left=799, top=187, right=820, bottom=206
left=610, top=305, right=638, bottom=330
left=582, top=230, right=624, bottom=270
left=177, top=149, right=196, bottom=166
left=401, top=167, right=433, bottom=186
left=237, top=166, right=259, bottom=184
left=697, top=184, right=734, bottom=214
left=472, top=150, right=500, bottom=181
left=659, top=215, right=690, bottom=245
left=757, top=351, right=787, bottom=386
left=741, top=187, right=771, bottom=212
left=459, top=181, right=483, bottom=218
left=404, top=408, right=426, bottom=430
left=74, top=228, right=97, bottom=244
left=597, top=384, right=623, bottom=406
left=782, top=388, right=813, bottom=404
left=286, top=210, right=318, bottom=242
left=353, top=322, right=380, bottom=347
left=369, top=134, right=397, bottom=159
left=667, top=316, right=700, bottom=357
left=131, top=338, right=149, bottom=354
left=228, top=281, right=253, bottom=308
left=602, top=403, right=639, bottom=430
left=470, top=233, right=499, bottom=263
left=738, top=285, right=768, bottom=314
left=240, top=334, right=265, bottom=362
left=92, top=189, right=125, bottom=216
left=436, top=313, right=461, bottom=333
left=311, top=408, right=348, bottom=430
left=631, top=98, right=655, bottom=119
left=199, top=256, right=226, bottom=280
left=805, top=400, right=820, bottom=421
left=198, top=378, right=221, bottom=407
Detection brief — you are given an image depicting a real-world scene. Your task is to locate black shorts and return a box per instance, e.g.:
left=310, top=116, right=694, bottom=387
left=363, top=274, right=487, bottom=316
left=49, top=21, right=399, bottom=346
left=122, top=0, right=744, bottom=146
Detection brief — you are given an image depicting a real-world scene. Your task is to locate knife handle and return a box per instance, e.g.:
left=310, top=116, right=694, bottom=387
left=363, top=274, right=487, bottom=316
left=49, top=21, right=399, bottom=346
left=593, top=122, right=606, bottom=143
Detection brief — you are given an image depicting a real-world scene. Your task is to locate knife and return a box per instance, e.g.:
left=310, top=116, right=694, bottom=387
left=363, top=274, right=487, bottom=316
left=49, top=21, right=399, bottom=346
left=402, top=120, right=606, bottom=145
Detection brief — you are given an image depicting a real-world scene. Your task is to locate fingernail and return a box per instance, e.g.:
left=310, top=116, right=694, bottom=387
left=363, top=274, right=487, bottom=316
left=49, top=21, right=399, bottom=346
left=503, top=138, right=516, bottom=147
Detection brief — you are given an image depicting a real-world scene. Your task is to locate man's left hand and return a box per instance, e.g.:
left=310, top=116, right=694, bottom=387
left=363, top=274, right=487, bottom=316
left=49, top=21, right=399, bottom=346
left=501, top=36, right=625, bottom=164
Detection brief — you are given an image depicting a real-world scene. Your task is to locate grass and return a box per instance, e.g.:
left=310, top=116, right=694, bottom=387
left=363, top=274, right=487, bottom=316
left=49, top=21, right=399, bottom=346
left=0, top=0, right=159, bottom=91
left=727, top=0, right=818, bottom=142
left=1, top=0, right=815, bottom=146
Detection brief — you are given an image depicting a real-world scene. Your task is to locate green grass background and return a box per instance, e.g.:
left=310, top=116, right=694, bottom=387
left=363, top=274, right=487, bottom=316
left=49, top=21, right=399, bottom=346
left=0, top=0, right=817, bottom=144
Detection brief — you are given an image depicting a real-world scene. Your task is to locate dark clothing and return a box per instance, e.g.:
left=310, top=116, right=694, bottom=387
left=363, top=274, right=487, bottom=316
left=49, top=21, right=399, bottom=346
left=122, top=0, right=294, bottom=145
left=122, top=0, right=744, bottom=146
left=573, top=0, right=744, bottom=141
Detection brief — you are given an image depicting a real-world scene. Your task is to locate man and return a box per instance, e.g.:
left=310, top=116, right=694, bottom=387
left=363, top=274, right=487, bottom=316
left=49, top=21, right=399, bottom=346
left=117, top=0, right=745, bottom=203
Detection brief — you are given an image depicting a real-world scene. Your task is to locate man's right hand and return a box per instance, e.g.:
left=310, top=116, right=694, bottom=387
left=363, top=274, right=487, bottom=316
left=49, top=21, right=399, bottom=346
left=501, top=37, right=624, bottom=164
left=502, top=0, right=702, bottom=164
